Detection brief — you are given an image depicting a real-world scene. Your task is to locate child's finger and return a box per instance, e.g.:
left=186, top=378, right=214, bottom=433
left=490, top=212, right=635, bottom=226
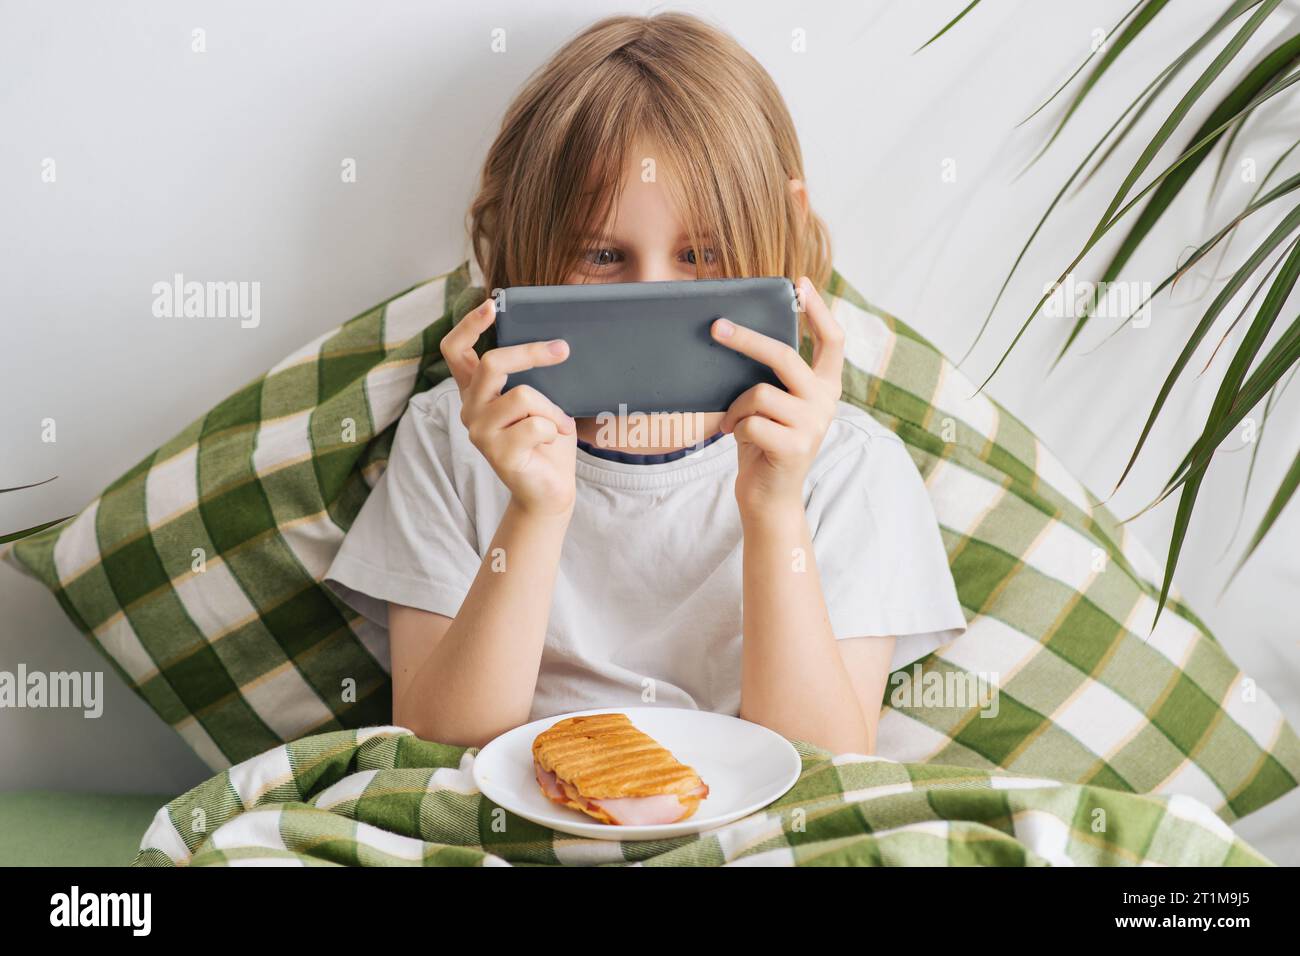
left=440, top=297, right=496, bottom=391
left=796, top=277, right=846, bottom=390
left=719, top=382, right=802, bottom=434
left=711, top=317, right=817, bottom=397
left=482, top=384, right=575, bottom=436
left=466, top=339, right=570, bottom=413
left=497, top=416, right=562, bottom=471
left=732, top=414, right=795, bottom=455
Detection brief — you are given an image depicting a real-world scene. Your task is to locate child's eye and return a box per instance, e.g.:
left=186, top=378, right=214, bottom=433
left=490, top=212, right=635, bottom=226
left=682, top=247, right=718, bottom=266
left=583, top=248, right=622, bottom=267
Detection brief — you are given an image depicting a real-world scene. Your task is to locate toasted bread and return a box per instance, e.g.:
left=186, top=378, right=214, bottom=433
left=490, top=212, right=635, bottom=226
left=532, top=713, right=708, bottom=824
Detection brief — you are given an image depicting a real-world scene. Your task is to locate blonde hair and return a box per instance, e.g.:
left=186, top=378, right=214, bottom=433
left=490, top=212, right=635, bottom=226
left=466, top=12, right=832, bottom=293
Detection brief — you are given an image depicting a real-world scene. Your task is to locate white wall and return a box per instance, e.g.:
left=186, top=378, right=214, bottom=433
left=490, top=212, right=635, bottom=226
left=2, top=0, right=1297, bottom=856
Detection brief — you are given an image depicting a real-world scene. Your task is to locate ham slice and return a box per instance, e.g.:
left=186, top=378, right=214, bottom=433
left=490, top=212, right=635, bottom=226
left=588, top=792, right=701, bottom=825
left=535, top=763, right=567, bottom=801
left=534, top=761, right=708, bottom=825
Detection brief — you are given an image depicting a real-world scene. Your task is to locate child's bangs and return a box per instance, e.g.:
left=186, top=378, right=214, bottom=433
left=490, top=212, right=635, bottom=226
left=640, top=95, right=784, bottom=281
left=602, top=119, right=755, bottom=281
left=560, top=106, right=643, bottom=281
left=647, top=130, right=743, bottom=280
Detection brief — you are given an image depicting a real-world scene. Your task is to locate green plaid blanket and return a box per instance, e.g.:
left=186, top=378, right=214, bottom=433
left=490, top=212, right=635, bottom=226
left=132, top=726, right=1272, bottom=866
left=6, top=260, right=1299, bottom=825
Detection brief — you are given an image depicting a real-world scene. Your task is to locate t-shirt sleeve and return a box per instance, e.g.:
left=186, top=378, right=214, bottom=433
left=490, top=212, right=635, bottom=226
left=323, top=391, right=481, bottom=629
left=807, top=428, right=967, bottom=671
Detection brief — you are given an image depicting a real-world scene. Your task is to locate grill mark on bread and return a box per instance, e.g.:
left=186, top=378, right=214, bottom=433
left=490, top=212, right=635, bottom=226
left=532, top=713, right=705, bottom=800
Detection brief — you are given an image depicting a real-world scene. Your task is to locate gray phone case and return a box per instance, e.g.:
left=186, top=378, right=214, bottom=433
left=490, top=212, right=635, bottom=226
left=492, top=277, right=799, bottom=417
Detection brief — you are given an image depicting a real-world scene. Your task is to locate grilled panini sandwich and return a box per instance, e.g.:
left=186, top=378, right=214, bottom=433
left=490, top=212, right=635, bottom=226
left=532, top=713, right=709, bottom=825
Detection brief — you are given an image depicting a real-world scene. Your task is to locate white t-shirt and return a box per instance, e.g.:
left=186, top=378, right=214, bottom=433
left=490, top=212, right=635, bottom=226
left=324, top=377, right=967, bottom=721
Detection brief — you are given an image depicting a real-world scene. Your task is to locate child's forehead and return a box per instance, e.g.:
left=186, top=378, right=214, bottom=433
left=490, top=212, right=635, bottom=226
left=581, top=205, right=713, bottom=245
left=578, top=149, right=713, bottom=242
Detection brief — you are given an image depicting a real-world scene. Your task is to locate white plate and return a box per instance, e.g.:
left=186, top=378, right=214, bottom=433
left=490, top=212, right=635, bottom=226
left=472, top=707, right=802, bottom=841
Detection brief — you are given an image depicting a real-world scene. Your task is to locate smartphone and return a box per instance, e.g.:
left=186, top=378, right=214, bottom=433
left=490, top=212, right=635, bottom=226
left=492, top=277, right=799, bottom=417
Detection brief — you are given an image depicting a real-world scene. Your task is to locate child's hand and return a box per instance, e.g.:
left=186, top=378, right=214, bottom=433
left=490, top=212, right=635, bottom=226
left=440, top=296, right=578, bottom=518
left=713, top=276, right=845, bottom=520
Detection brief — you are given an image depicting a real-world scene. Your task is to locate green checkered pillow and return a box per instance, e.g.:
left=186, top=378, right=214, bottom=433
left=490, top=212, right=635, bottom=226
left=6, top=260, right=1298, bottom=822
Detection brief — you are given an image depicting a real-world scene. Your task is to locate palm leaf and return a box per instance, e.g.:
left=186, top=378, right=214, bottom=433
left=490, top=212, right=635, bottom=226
left=0, top=516, right=72, bottom=546
left=1159, top=311, right=1300, bottom=502
left=977, top=59, right=1300, bottom=394
left=963, top=0, right=1267, bottom=366
left=0, top=476, right=56, bottom=494
left=1208, top=134, right=1300, bottom=270
left=1019, top=0, right=1169, bottom=166
left=1149, top=471, right=1206, bottom=630
left=914, top=0, right=982, bottom=54
left=1219, top=363, right=1299, bottom=565
left=1055, top=31, right=1300, bottom=362
left=944, top=0, right=1300, bottom=622
left=1088, top=170, right=1300, bottom=356
left=1226, top=448, right=1300, bottom=584
left=0, top=476, right=70, bottom=544
left=1203, top=232, right=1300, bottom=371
left=1133, top=227, right=1300, bottom=520
left=1074, top=0, right=1264, bottom=194
left=1149, top=265, right=1300, bottom=632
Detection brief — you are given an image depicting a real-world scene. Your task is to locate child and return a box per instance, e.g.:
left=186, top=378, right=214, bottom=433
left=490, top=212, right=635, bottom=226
left=324, top=12, right=966, bottom=755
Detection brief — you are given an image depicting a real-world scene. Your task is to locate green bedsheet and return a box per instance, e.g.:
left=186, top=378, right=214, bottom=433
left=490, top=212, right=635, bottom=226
left=132, top=727, right=1273, bottom=866
left=0, top=791, right=175, bottom=867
